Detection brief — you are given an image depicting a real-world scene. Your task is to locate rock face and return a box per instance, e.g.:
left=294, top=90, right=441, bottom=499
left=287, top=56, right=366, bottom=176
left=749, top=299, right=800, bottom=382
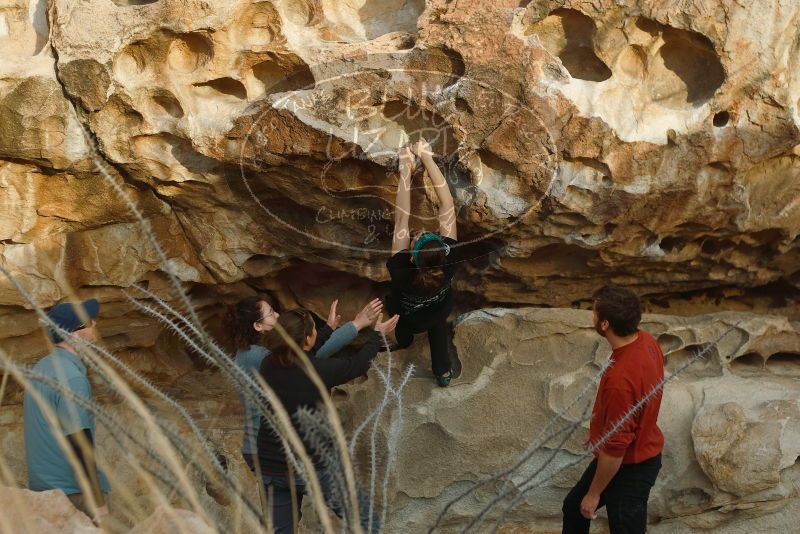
left=0, top=486, right=213, bottom=534
left=127, top=506, right=215, bottom=534
left=0, top=486, right=100, bottom=534
left=1, top=0, right=799, bottom=340
left=1, top=0, right=799, bottom=532
left=337, top=308, right=800, bottom=533
left=2, top=309, right=799, bottom=533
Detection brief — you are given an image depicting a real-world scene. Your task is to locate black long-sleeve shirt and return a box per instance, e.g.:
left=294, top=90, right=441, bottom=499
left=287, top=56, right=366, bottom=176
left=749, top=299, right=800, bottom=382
left=256, top=328, right=383, bottom=474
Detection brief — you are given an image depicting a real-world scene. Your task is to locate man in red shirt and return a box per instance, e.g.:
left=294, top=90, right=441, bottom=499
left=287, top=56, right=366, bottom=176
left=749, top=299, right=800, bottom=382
left=562, top=286, right=664, bottom=534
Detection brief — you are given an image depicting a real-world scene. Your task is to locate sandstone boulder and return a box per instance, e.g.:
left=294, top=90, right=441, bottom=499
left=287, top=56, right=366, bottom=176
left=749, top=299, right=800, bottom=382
left=0, top=0, right=798, bottom=333
left=0, top=486, right=100, bottom=534
left=128, top=506, right=215, bottom=534
left=692, top=399, right=800, bottom=497
left=335, top=309, right=800, bottom=532
left=1, top=0, right=800, bottom=532
left=1, top=309, right=799, bottom=532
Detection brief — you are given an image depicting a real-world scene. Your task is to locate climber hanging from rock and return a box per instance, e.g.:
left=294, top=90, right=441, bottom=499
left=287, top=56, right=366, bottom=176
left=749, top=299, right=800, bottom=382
left=386, top=139, right=460, bottom=387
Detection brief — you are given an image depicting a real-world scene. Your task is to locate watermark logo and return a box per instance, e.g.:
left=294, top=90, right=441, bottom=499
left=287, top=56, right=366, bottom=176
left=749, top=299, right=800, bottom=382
left=237, top=51, right=557, bottom=256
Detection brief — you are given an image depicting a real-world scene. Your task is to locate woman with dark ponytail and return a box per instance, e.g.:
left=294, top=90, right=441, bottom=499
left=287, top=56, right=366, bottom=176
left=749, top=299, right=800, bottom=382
left=232, top=295, right=382, bottom=470
left=386, top=139, right=460, bottom=386
left=257, top=308, right=399, bottom=534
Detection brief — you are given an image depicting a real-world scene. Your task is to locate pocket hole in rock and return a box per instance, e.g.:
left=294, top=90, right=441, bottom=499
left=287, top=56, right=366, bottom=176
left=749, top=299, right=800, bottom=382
left=111, top=0, right=158, bottom=5
left=659, top=236, right=686, bottom=253
left=713, top=111, right=730, bottom=127
left=454, top=98, right=472, bottom=113
left=657, top=333, right=683, bottom=354
left=167, top=33, right=213, bottom=73
left=331, top=388, right=350, bottom=400
left=666, top=343, right=717, bottom=374
left=193, top=78, right=248, bottom=100
left=526, top=8, right=612, bottom=82
left=151, top=92, right=184, bottom=118
left=253, top=59, right=315, bottom=94
left=650, top=27, right=725, bottom=106
left=406, top=46, right=466, bottom=90
left=730, top=352, right=764, bottom=375
left=765, top=352, right=800, bottom=376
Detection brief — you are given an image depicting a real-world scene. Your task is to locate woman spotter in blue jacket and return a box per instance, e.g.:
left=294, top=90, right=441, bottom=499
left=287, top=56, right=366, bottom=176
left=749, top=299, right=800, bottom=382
left=231, top=296, right=382, bottom=469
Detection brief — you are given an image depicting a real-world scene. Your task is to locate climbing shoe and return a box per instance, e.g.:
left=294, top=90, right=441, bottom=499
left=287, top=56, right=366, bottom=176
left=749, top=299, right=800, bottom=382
left=436, top=369, right=453, bottom=387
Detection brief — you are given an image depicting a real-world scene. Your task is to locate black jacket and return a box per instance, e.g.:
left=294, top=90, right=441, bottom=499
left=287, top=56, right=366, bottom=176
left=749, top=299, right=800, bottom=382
left=386, top=237, right=460, bottom=323
left=256, top=325, right=383, bottom=474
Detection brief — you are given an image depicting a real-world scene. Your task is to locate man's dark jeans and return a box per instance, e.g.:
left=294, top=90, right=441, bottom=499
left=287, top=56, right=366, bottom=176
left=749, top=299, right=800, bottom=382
left=262, top=469, right=379, bottom=534
left=562, top=454, right=662, bottom=534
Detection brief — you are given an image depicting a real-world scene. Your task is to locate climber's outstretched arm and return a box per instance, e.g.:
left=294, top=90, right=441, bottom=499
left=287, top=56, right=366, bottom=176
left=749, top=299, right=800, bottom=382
left=415, top=139, right=457, bottom=240
left=392, top=146, right=414, bottom=255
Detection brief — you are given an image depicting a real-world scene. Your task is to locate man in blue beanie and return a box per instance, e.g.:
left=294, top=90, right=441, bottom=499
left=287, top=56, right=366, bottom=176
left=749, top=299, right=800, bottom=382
left=23, top=298, right=110, bottom=525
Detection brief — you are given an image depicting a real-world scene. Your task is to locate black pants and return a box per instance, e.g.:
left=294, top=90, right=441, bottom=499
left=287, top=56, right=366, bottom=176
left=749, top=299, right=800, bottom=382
left=562, top=454, right=661, bottom=534
left=261, top=469, right=378, bottom=534
left=395, top=317, right=451, bottom=376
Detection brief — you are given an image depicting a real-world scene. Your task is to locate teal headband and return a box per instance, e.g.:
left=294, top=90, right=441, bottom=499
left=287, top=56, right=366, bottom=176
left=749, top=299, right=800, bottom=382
left=412, top=232, right=451, bottom=265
